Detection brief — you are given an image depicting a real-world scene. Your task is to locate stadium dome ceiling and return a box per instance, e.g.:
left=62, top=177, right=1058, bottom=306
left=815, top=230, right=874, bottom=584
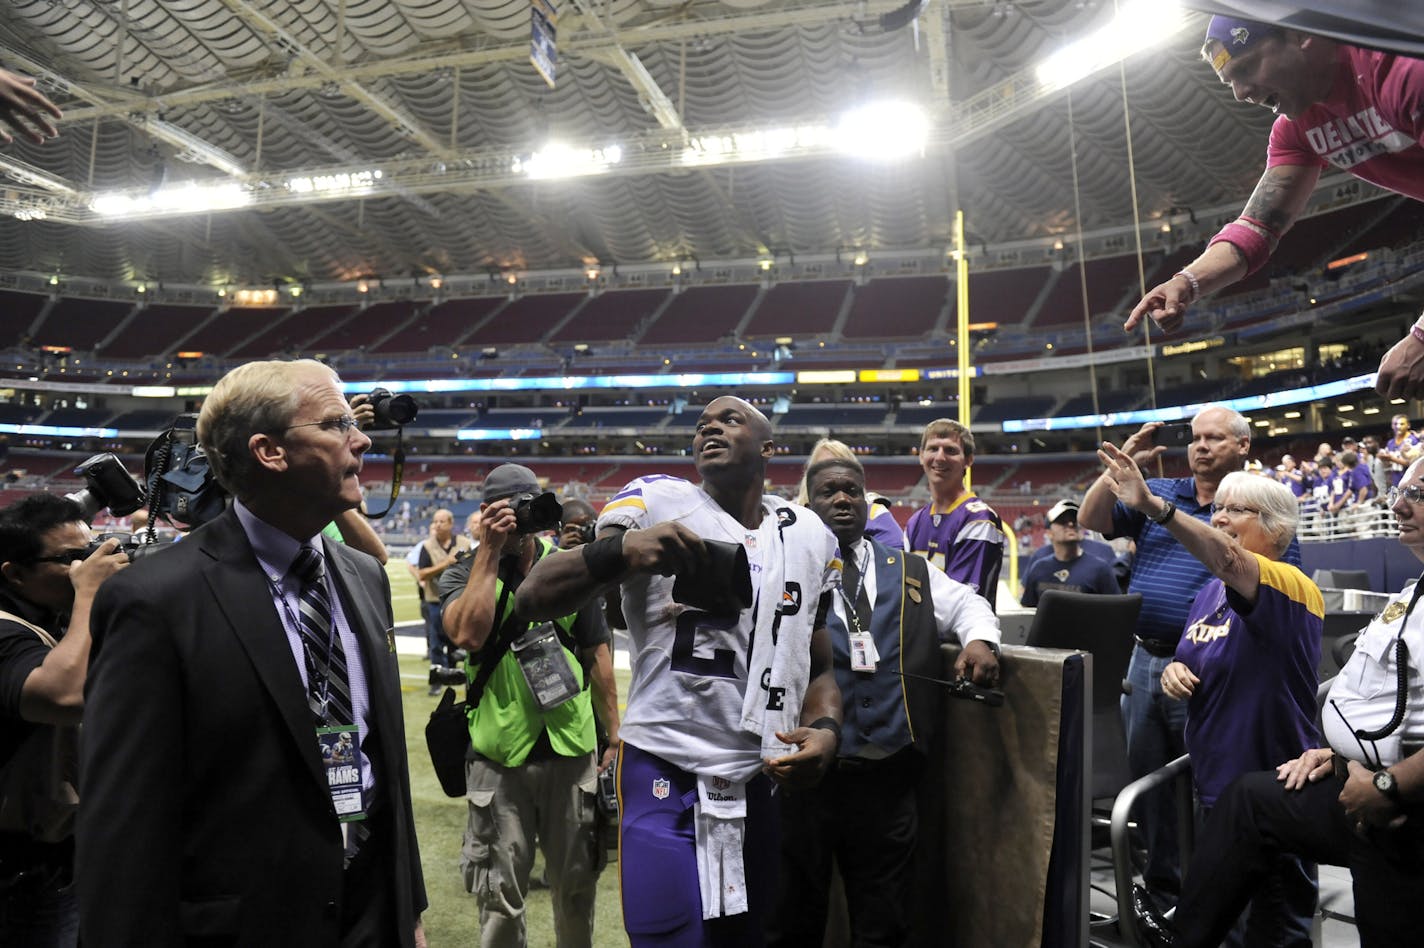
left=0, top=0, right=1290, bottom=287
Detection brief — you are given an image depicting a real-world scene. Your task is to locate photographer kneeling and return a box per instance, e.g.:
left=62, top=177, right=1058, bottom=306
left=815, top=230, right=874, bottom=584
left=0, top=494, right=128, bottom=945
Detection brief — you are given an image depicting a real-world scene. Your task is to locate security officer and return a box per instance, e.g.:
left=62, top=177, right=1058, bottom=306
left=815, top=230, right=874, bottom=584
left=438, top=464, right=619, bottom=948
left=768, top=456, right=1000, bottom=948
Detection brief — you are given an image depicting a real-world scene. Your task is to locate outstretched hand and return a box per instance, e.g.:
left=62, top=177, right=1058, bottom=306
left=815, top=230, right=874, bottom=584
left=1097, top=441, right=1155, bottom=513
left=1376, top=330, right=1424, bottom=400
left=0, top=68, right=62, bottom=145
left=1125, top=275, right=1192, bottom=334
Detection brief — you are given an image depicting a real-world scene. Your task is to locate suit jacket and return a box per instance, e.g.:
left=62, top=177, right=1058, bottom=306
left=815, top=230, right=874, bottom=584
left=76, top=508, right=426, bottom=947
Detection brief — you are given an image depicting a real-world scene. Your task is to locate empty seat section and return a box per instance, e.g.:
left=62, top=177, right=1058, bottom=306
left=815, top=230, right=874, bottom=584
left=33, top=298, right=133, bottom=351
left=43, top=407, right=112, bottom=428
left=566, top=407, right=671, bottom=428
left=232, top=305, right=356, bottom=359
left=1057, top=390, right=1142, bottom=417
left=480, top=407, right=565, bottom=429
left=863, top=463, right=923, bottom=495
left=409, top=408, right=481, bottom=428
left=1357, top=198, right=1424, bottom=250
left=306, top=301, right=417, bottom=352
left=0, top=290, right=47, bottom=348
left=599, top=461, right=696, bottom=490
left=108, top=408, right=180, bottom=430
left=552, top=288, right=669, bottom=344
left=777, top=404, right=889, bottom=428
left=743, top=280, right=850, bottom=338
left=639, top=285, right=758, bottom=346
left=180, top=307, right=291, bottom=357
left=373, top=297, right=503, bottom=354
left=966, top=266, right=1050, bottom=326
left=1001, top=460, right=1101, bottom=492
left=1036, top=256, right=1143, bottom=327
left=0, top=403, right=42, bottom=425
left=842, top=276, right=950, bottom=340
left=104, top=304, right=216, bottom=358
left=466, top=293, right=583, bottom=347
left=973, top=395, right=1055, bottom=424
left=893, top=404, right=959, bottom=428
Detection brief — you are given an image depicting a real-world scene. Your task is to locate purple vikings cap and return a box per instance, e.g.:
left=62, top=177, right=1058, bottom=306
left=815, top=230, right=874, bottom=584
left=1203, top=15, right=1280, bottom=72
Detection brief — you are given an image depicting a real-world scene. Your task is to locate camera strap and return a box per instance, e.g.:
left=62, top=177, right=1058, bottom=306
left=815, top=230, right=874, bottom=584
left=467, top=545, right=588, bottom=707
left=360, top=427, right=405, bottom=520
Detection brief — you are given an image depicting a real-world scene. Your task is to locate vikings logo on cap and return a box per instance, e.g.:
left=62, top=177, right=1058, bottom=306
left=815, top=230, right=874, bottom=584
left=1204, top=15, right=1278, bottom=73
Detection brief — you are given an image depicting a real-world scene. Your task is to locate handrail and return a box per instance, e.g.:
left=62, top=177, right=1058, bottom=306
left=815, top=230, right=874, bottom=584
left=1109, top=754, right=1193, bottom=946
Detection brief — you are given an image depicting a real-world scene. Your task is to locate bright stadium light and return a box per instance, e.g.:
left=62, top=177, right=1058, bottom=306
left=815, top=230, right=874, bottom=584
left=92, top=180, right=251, bottom=219
left=833, top=101, right=929, bottom=160
left=1035, top=0, right=1190, bottom=92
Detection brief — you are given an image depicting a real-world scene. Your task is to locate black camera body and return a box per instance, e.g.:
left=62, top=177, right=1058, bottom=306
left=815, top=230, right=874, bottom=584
left=572, top=520, right=597, bottom=545
left=511, top=492, right=563, bottom=535
left=368, top=387, right=419, bottom=429
left=67, top=453, right=145, bottom=522
left=84, top=531, right=143, bottom=558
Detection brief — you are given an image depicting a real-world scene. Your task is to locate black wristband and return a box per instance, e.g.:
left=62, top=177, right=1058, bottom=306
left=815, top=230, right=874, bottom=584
left=808, top=716, right=842, bottom=745
left=1149, top=500, right=1177, bottom=525
left=581, top=533, right=626, bottom=582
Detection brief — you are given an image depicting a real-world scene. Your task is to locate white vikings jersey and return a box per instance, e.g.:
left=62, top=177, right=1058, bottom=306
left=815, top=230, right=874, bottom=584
left=598, top=475, right=839, bottom=780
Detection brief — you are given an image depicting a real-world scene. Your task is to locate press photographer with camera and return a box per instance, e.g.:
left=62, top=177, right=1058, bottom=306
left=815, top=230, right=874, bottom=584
left=437, top=463, right=619, bottom=948
left=0, top=493, right=128, bottom=945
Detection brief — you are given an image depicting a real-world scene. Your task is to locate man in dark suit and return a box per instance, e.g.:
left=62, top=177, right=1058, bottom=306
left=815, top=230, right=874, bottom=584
left=77, top=359, right=427, bottom=947
left=769, top=456, right=1000, bottom=947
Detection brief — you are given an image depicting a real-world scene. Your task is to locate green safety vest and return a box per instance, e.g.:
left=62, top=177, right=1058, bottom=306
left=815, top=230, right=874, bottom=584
left=465, top=537, right=595, bottom=767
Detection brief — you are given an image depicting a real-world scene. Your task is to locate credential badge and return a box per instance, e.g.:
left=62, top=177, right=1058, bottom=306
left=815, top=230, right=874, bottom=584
left=1381, top=600, right=1408, bottom=624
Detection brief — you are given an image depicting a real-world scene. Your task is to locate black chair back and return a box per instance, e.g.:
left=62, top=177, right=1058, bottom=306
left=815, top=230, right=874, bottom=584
left=1026, top=590, right=1143, bottom=802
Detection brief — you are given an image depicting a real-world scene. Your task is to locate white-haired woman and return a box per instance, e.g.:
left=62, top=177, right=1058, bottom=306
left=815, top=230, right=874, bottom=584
left=1100, top=444, right=1321, bottom=947
left=795, top=438, right=904, bottom=548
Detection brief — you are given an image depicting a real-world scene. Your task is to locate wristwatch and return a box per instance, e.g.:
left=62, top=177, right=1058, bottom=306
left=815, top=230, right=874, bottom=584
left=1373, top=768, right=1400, bottom=801
left=1149, top=501, right=1177, bottom=525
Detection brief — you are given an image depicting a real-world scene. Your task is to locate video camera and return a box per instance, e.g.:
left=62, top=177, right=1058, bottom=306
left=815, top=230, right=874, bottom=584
left=143, top=414, right=227, bottom=530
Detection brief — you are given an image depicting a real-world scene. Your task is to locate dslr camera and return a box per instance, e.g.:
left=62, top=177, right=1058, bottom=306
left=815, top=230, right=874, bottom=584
left=66, top=453, right=145, bottom=522
left=511, top=492, right=563, bottom=535
left=85, top=531, right=144, bottom=558
left=367, top=387, right=419, bottom=430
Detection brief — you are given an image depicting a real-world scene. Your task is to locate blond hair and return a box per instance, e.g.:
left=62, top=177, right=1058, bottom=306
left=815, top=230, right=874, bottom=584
left=197, top=359, right=334, bottom=497
left=795, top=437, right=858, bottom=505
left=921, top=418, right=974, bottom=458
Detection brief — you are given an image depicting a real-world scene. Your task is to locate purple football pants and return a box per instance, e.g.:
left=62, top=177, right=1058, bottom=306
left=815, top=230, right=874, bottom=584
left=616, top=742, right=780, bottom=947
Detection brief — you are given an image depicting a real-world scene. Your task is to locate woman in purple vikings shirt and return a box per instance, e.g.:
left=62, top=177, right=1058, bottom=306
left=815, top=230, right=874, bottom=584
left=1099, top=445, right=1322, bottom=948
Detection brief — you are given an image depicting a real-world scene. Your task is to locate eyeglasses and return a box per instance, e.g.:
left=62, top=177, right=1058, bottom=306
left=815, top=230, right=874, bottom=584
left=1387, top=484, right=1424, bottom=506
left=283, top=415, right=360, bottom=435
left=31, top=548, right=89, bottom=565
left=1210, top=503, right=1260, bottom=517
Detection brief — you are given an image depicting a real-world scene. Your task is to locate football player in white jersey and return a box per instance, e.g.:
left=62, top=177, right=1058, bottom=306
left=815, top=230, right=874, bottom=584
left=518, top=395, right=842, bottom=947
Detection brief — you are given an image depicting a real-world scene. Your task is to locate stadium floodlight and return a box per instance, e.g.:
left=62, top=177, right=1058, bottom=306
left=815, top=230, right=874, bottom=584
left=514, top=143, right=623, bottom=180
left=833, top=101, right=929, bottom=160
left=91, top=180, right=251, bottom=219
left=1034, top=0, right=1190, bottom=93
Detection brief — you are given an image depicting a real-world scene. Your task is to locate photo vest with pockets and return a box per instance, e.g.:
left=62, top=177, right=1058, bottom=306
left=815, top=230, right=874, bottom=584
left=464, top=536, right=596, bottom=768
left=421, top=534, right=473, bottom=604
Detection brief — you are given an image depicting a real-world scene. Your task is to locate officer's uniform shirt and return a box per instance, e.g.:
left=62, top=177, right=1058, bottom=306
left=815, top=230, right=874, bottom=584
left=1323, top=579, right=1424, bottom=768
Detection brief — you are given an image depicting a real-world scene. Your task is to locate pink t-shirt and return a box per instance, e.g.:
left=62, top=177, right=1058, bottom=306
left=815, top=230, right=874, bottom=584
left=1267, top=45, right=1424, bottom=201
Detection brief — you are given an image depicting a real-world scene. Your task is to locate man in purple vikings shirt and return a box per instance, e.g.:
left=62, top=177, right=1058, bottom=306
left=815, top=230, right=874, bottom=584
left=1101, top=444, right=1321, bottom=947
left=903, top=419, right=1005, bottom=609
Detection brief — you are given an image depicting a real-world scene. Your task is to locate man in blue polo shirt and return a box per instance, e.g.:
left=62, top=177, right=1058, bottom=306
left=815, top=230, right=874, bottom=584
left=1079, top=405, right=1252, bottom=911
